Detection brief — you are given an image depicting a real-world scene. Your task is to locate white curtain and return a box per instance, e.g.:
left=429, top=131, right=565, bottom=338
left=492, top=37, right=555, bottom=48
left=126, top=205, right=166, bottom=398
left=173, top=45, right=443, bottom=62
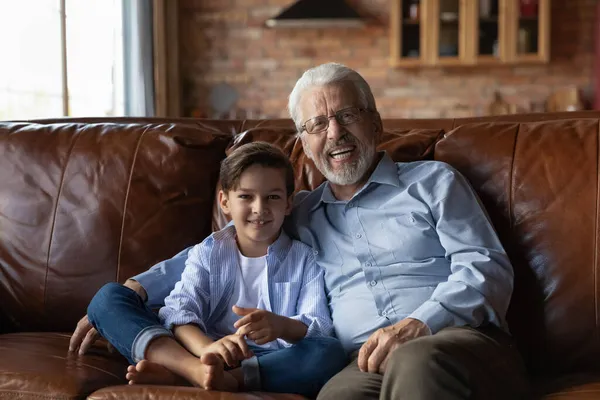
left=122, top=0, right=155, bottom=116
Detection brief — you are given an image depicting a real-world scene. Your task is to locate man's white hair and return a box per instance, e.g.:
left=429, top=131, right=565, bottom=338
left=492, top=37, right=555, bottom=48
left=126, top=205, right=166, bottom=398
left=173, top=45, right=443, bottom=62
left=287, top=63, right=377, bottom=132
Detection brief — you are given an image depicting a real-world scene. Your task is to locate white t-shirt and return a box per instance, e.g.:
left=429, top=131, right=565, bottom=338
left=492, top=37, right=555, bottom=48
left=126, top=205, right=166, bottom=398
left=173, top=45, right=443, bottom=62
left=212, top=249, right=277, bottom=349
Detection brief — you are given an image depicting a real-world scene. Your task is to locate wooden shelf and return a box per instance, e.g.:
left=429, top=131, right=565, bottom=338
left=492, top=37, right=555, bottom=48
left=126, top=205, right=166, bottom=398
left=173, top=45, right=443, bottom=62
left=389, top=0, right=550, bottom=67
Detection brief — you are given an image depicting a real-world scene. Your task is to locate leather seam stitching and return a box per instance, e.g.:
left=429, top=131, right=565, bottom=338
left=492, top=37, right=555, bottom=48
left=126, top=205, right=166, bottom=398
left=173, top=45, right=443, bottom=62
left=508, top=123, right=520, bottom=231
left=43, top=127, right=81, bottom=313
left=116, top=126, right=152, bottom=282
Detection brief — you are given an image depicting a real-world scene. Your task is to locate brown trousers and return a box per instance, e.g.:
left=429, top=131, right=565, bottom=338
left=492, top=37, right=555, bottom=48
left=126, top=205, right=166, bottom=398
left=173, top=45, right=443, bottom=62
left=317, top=325, right=530, bottom=400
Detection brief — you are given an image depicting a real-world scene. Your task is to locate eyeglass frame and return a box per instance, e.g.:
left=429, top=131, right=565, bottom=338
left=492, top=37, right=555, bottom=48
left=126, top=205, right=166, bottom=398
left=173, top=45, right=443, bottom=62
left=300, top=106, right=372, bottom=134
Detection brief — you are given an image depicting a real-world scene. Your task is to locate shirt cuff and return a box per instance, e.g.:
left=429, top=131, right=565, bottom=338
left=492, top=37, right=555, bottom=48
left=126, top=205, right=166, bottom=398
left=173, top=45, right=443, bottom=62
left=158, top=308, right=207, bottom=332
left=408, top=301, right=455, bottom=335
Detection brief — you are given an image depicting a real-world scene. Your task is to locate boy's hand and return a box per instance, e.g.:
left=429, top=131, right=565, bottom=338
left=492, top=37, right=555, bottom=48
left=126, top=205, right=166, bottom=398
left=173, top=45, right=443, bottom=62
left=233, top=306, right=285, bottom=345
left=203, top=334, right=253, bottom=368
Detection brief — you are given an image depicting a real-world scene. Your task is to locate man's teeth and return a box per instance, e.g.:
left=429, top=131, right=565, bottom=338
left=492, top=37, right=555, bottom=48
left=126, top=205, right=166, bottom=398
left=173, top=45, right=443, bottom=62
left=330, top=148, right=354, bottom=159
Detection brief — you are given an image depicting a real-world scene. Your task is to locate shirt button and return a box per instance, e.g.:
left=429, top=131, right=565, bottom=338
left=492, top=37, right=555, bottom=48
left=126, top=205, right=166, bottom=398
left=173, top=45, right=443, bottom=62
left=365, top=262, right=372, bottom=267
left=348, top=202, right=354, bottom=208
left=313, top=250, right=319, bottom=256
left=370, top=280, right=377, bottom=286
left=380, top=310, right=387, bottom=317
left=355, top=233, right=362, bottom=239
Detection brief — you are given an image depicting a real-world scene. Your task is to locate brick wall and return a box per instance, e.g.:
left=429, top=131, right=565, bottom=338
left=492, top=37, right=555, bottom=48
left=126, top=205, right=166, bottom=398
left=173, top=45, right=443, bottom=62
left=179, top=0, right=596, bottom=119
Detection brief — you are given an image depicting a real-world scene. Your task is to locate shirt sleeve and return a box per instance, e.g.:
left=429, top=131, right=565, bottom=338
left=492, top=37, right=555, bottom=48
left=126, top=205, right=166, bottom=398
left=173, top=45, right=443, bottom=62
left=408, top=165, right=514, bottom=334
left=158, top=242, right=211, bottom=332
left=131, top=246, right=192, bottom=308
left=287, top=250, right=335, bottom=340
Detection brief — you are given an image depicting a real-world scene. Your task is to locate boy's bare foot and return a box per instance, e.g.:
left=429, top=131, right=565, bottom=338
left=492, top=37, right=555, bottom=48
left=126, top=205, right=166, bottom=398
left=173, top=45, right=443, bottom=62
left=189, top=352, right=239, bottom=391
left=126, top=360, right=187, bottom=386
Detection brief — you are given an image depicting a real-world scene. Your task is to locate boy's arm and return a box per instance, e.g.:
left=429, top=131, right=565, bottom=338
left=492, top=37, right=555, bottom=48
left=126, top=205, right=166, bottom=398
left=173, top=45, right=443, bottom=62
left=159, top=243, right=211, bottom=337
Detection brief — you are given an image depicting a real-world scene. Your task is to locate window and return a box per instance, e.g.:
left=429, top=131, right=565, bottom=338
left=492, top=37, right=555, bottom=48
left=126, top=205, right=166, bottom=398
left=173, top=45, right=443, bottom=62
left=0, top=0, right=124, bottom=120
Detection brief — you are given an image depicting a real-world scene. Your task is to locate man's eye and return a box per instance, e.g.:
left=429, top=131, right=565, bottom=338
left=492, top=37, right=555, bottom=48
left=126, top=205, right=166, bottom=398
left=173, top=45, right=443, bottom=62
left=340, top=112, right=356, bottom=122
left=312, top=120, right=327, bottom=129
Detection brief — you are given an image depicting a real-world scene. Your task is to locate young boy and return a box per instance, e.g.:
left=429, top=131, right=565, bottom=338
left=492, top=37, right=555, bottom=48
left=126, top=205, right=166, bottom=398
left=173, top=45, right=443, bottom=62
left=87, top=142, right=346, bottom=397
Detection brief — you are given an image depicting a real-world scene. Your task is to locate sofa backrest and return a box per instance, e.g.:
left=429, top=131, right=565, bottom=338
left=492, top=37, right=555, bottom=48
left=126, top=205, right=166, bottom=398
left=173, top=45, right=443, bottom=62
left=435, top=119, right=600, bottom=377
left=0, top=122, right=230, bottom=332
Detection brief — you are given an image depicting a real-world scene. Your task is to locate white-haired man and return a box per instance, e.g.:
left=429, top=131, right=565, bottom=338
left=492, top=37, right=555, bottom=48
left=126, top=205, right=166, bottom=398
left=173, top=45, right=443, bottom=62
left=70, top=63, right=529, bottom=399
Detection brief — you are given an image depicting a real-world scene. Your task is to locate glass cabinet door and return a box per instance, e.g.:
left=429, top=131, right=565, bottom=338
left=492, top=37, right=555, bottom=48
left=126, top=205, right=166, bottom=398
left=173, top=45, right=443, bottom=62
left=390, top=0, right=427, bottom=66
left=429, top=0, right=468, bottom=65
left=475, top=0, right=503, bottom=63
left=509, top=0, right=550, bottom=62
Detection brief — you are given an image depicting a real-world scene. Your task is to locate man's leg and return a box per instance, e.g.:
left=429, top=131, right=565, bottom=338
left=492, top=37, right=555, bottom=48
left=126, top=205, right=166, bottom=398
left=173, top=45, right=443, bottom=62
left=317, top=352, right=382, bottom=400
left=87, top=282, right=171, bottom=364
left=245, top=337, right=348, bottom=398
left=381, top=325, right=530, bottom=400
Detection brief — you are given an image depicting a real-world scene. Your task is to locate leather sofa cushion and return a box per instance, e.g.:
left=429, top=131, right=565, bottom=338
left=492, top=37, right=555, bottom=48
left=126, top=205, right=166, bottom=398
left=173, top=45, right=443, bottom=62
left=435, top=119, right=600, bottom=376
left=0, top=332, right=127, bottom=399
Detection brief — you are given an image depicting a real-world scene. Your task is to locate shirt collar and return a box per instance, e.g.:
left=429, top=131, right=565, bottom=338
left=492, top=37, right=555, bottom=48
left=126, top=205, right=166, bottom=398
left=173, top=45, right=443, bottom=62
left=215, top=222, right=291, bottom=263
left=313, top=151, right=399, bottom=208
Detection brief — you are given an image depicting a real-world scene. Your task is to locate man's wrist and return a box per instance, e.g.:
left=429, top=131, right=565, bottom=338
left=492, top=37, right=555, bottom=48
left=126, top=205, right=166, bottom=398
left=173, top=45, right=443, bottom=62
left=124, top=279, right=148, bottom=302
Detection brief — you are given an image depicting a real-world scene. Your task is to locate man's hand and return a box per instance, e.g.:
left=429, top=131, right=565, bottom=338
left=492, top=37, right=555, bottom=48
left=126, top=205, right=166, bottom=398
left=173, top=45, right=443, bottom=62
left=69, top=314, right=100, bottom=355
left=202, top=334, right=253, bottom=368
left=68, top=279, right=147, bottom=355
left=233, top=306, right=287, bottom=345
left=358, top=318, right=430, bottom=374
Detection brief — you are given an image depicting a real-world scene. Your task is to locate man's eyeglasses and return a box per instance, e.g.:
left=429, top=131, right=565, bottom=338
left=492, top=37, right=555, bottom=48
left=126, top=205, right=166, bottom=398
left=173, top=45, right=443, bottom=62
left=301, top=107, right=369, bottom=134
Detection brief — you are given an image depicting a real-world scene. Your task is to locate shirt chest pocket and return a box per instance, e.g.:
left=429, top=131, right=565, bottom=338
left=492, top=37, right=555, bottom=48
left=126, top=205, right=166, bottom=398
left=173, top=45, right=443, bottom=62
left=270, top=281, right=302, bottom=317
left=379, top=213, right=440, bottom=262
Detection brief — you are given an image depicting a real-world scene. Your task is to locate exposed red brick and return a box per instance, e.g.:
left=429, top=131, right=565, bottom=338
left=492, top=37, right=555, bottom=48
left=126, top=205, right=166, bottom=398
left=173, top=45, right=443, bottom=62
left=179, top=0, right=596, bottom=118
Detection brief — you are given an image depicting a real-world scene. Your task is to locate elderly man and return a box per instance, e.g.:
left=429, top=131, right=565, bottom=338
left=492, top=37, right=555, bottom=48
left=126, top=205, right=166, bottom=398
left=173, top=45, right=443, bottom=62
left=70, top=63, right=529, bottom=399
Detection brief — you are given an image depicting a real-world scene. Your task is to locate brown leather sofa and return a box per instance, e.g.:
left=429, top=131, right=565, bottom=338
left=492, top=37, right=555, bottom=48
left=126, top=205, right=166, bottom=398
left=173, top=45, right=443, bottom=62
left=2, top=112, right=600, bottom=399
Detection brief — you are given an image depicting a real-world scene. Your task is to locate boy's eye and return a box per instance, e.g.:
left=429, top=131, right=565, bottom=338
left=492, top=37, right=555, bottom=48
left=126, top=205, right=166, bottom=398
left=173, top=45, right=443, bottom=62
left=238, top=194, right=250, bottom=199
left=268, top=195, right=281, bottom=200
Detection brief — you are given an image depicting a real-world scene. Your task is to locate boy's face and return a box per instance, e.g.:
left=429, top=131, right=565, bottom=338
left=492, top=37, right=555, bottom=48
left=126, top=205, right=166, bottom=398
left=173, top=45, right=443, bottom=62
left=219, top=165, right=292, bottom=256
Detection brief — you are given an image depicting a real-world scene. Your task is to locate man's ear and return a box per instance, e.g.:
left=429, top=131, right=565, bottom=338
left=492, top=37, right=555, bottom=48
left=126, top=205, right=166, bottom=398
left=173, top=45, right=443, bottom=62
left=285, top=194, right=293, bottom=216
left=372, top=112, right=383, bottom=141
left=218, top=190, right=231, bottom=215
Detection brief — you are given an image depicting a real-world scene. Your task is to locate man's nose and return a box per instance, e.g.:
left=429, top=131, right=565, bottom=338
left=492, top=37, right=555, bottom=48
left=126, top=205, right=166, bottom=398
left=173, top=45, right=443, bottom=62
left=326, top=117, right=345, bottom=142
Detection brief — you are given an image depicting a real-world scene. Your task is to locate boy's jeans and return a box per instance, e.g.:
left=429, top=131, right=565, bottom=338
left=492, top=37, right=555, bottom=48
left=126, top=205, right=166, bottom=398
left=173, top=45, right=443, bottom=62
left=87, top=282, right=348, bottom=398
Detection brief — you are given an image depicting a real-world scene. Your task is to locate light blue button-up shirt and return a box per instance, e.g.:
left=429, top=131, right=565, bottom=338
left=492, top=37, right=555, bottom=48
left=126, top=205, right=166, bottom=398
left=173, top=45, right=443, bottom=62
left=156, top=224, right=333, bottom=348
left=133, top=152, right=513, bottom=353
left=285, top=152, right=513, bottom=352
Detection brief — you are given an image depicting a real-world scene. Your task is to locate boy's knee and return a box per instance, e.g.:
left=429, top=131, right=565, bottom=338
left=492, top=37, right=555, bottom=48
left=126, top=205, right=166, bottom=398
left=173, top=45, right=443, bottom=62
left=87, top=282, right=128, bottom=318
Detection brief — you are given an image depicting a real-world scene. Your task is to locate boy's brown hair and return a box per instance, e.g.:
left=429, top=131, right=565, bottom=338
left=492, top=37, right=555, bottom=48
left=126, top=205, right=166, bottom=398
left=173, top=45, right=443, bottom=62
left=220, top=141, right=295, bottom=196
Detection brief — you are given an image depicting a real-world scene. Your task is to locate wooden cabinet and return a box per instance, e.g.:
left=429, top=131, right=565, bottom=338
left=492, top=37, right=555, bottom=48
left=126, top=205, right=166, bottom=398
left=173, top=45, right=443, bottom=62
left=390, top=0, right=550, bottom=67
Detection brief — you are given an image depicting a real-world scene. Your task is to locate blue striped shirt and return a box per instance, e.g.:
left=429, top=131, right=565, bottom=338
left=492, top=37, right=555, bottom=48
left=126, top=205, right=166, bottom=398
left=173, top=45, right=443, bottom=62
left=156, top=224, right=333, bottom=348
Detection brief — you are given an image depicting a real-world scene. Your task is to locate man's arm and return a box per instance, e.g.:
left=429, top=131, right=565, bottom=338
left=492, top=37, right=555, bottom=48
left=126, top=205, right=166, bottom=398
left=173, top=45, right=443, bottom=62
left=408, top=165, right=513, bottom=334
left=131, top=246, right=192, bottom=308
left=359, top=164, right=513, bottom=374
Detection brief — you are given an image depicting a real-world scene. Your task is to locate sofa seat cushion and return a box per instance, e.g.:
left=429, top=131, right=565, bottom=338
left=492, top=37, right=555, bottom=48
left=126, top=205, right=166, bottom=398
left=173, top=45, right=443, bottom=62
left=0, top=332, right=127, bottom=399
left=88, top=385, right=305, bottom=400
left=535, top=373, right=600, bottom=399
